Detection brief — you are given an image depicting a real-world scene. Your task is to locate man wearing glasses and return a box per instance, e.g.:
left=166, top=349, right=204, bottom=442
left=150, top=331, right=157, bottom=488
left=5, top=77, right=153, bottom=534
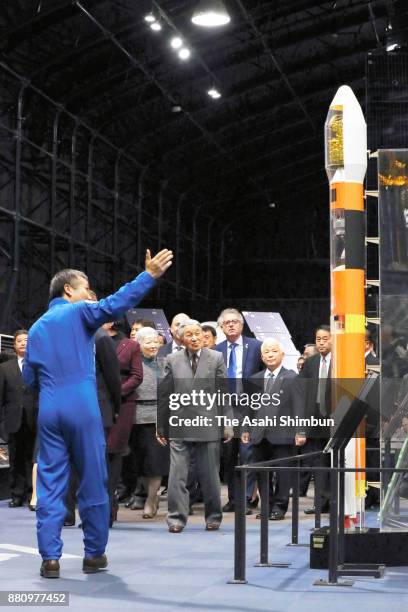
left=215, top=308, right=262, bottom=512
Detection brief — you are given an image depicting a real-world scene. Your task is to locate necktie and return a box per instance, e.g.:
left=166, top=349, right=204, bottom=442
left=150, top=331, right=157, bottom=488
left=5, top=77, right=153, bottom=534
left=228, top=343, right=237, bottom=377
left=317, top=357, right=328, bottom=415
left=265, top=372, right=275, bottom=394
left=191, top=353, right=198, bottom=376
left=228, top=343, right=237, bottom=392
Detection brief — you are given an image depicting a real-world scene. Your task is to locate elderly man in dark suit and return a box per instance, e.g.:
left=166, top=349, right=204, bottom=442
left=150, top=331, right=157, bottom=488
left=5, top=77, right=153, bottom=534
left=300, top=325, right=332, bottom=514
left=157, top=320, right=233, bottom=533
left=158, top=313, right=190, bottom=358
left=215, top=308, right=263, bottom=512
left=242, top=338, right=304, bottom=520
left=0, top=330, right=37, bottom=507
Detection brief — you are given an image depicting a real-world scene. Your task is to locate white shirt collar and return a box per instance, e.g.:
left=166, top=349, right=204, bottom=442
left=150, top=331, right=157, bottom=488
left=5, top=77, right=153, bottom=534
left=264, top=364, right=282, bottom=379
left=228, top=335, right=243, bottom=348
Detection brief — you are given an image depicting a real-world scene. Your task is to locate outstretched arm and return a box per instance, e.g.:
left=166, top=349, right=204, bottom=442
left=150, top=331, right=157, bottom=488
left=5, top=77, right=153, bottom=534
left=80, top=249, right=173, bottom=332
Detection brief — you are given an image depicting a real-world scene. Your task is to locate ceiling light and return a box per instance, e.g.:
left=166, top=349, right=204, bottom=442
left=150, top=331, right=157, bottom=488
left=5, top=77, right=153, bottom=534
left=178, top=47, right=191, bottom=60
left=144, top=14, right=156, bottom=23
left=192, top=0, right=231, bottom=27
left=150, top=22, right=162, bottom=31
left=170, top=36, right=183, bottom=49
left=208, top=88, right=221, bottom=99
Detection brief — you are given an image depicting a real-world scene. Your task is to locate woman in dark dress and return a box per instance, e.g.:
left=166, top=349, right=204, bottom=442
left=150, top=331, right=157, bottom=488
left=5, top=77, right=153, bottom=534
left=105, top=321, right=143, bottom=525
left=129, top=326, right=169, bottom=518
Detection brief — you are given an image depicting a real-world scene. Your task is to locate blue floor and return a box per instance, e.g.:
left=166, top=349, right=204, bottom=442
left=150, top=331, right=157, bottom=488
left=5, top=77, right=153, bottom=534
left=0, top=500, right=407, bottom=611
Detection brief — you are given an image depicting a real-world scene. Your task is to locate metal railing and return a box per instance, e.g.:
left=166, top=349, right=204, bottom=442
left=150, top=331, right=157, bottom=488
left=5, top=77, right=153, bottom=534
left=230, top=450, right=408, bottom=586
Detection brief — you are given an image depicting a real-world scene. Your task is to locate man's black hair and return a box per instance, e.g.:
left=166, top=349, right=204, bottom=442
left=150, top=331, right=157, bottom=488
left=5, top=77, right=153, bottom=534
left=49, top=269, right=88, bottom=301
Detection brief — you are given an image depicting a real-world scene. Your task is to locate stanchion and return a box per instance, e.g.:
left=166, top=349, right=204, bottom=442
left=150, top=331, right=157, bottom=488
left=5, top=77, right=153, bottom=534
left=314, top=449, right=354, bottom=587
left=314, top=461, right=322, bottom=531
left=287, top=456, right=308, bottom=547
left=228, top=468, right=247, bottom=584
left=255, top=472, right=290, bottom=567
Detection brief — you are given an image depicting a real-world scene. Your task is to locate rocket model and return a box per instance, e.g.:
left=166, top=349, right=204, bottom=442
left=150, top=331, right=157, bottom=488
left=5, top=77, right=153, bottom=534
left=325, top=85, right=367, bottom=521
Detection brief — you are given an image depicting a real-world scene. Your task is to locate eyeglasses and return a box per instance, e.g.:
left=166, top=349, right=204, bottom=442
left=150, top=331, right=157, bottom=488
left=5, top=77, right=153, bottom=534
left=222, top=319, right=241, bottom=326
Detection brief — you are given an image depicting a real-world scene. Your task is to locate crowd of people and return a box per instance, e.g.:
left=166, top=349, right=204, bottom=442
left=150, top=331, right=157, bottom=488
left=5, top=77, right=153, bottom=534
left=0, top=256, right=383, bottom=576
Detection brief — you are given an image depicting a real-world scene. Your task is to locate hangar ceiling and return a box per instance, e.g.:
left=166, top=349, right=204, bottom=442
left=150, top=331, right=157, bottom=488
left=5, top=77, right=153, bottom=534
left=0, top=0, right=397, bottom=334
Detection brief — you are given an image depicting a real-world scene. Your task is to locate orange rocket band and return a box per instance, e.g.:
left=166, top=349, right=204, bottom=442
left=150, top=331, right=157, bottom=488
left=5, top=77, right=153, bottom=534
left=330, top=182, right=364, bottom=211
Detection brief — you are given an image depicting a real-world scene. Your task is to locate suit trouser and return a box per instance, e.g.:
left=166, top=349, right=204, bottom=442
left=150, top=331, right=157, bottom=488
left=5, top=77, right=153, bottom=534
left=252, top=440, right=294, bottom=513
left=167, top=440, right=222, bottom=527
left=8, top=413, right=35, bottom=500
left=299, top=437, right=330, bottom=505
left=223, top=437, right=256, bottom=503
left=37, top=381, right=109, bottom=560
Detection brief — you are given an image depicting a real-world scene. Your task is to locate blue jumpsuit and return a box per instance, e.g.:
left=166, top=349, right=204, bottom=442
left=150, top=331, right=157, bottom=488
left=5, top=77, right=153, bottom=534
left=22, top=271, right=156, bottom=561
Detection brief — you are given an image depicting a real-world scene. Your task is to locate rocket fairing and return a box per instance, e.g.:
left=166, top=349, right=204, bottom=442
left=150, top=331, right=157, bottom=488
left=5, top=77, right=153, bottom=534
left=325, top=85, right=367, bottom=505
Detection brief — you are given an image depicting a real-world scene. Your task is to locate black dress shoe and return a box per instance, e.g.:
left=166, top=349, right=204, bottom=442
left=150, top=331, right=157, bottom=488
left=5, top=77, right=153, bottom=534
left=83, top=554, right=108, bottom=574
left=222, top=501, right=235, bottom=512
left=168, top=525, right=184, bottom=533
left=40, top=560, right=60, bottom=579
left=304, top=503, right=330, bottom=515
left=247, top=495, right=259, bottom=509
left=8, top=498, right=23, bottom=508
left=63, top=518, right=75, bottom=527
left=205, top=523, right=220, bottom=531
left=117, top=490, right=131, bottom=503
left=269, top=511, right=285, bottom=521
left=124, top=495, right=135, bottom=508
left=129, top=498, right=145, bottom=510
left=29, top=504, right=36, bottom=511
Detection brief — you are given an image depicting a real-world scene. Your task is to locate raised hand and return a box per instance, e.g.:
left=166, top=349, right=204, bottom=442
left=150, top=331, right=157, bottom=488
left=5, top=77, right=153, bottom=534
left=145, top=249, right=173, bottom=279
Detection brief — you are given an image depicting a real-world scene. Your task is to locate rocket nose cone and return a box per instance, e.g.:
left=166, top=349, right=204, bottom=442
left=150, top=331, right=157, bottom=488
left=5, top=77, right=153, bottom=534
left=330, top=85, right=359, bottom=108
left=329, top=85, right=365, bottom=121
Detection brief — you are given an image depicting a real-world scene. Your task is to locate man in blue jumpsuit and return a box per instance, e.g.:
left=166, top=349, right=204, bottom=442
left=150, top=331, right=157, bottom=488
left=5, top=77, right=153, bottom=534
left=23, top=249, right=173, bottom=578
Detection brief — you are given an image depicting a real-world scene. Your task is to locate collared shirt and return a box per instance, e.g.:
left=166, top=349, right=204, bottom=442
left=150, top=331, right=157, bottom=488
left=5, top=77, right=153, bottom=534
left=17, top=357, right=24, bottom=372
left=318, top=352, right=331, bottom=377
left=227, top=335, right=243, bottom=378
left=264, top=364, right=283, bottom=381
left=172, top=342, right=184, bottom=353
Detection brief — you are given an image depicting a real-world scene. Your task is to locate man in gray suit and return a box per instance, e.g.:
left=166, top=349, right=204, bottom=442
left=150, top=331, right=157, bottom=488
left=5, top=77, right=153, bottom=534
left=157, top=320, right=233, bottom=533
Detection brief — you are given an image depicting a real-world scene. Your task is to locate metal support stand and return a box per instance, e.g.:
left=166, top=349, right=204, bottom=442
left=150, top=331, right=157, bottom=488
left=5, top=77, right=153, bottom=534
left=314, top=448, right=355, bottom=587
left=255, top=472, right=291, bottom=567
left=314, top=462, right=322, bottom=531
left=228, top=469, right=248, bottom=584
left=314, top=447, right=385, bottom=587
left=287, top=456, right=308, bottom=547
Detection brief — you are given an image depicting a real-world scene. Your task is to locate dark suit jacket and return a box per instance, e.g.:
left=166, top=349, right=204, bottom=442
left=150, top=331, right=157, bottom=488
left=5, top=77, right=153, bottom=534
left=216, top=335, right=263, bottom=381
left=300, top=352, right=332, bottom=419
left=0, top=357, right=37, bottom=434
left=365, top=353, right=379, bottom=366
left=94, top=328, right=121, bottom=429
left=158, top=341, right=178, bottom=358
left=245, top=367, right=303, bottom=445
